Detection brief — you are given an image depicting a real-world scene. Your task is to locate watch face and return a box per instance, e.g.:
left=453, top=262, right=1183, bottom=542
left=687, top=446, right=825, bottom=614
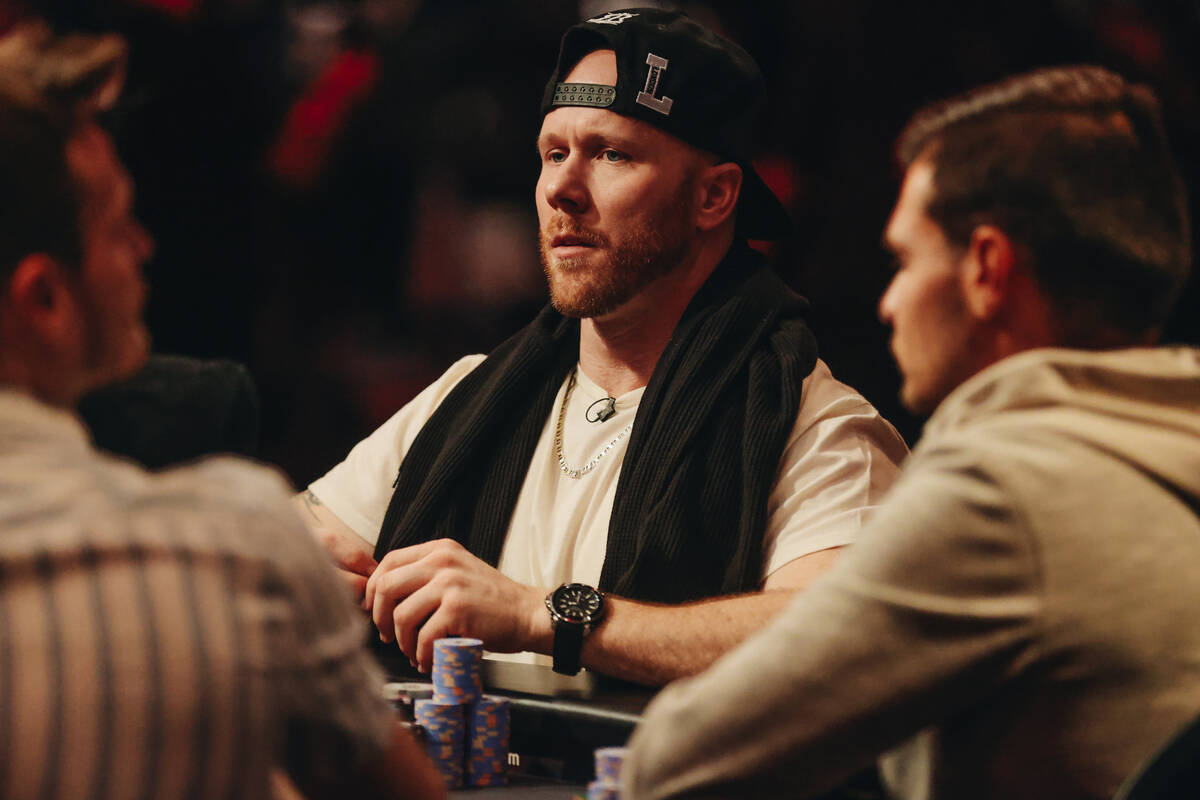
left=553, top=583, right=603, bottom=623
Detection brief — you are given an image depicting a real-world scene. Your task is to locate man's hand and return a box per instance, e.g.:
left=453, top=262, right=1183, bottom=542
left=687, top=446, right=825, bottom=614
left=316, top=526, right=378, bottom=600
left=363, top=539, right=549, bottom=671
left=292, top=491, right=378, bottom=602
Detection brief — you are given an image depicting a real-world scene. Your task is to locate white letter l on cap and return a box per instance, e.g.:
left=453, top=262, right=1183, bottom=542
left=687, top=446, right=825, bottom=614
left=636, top=53, right=673, bottom=115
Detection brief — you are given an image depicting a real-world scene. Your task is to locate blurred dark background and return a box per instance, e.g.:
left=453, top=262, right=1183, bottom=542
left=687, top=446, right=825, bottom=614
left=6, top=0, right=1198, bottom=486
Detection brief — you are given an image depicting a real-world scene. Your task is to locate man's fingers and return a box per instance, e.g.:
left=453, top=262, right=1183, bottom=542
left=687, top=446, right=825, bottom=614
left=338, top=569, right=369, bottom=602
left=364, top=564, right=379, bottom=612
left=340, top=546, right=377, bottom=576
left=371, top=562, right=440, bottom=642
left=392, top=582, right=444, bottom=663
left=376, top=539, right=460, bottom=573
left=317, top=528, right=377, bottom=576
left=367, top=540, right=468, bottom=620
left=414, top=605, right=460, bottom=673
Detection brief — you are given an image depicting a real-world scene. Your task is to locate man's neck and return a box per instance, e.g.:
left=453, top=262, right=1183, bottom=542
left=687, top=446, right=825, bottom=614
left=0, top=348, right=84, bottom=409
left=578, top=237, right=733, bottom=397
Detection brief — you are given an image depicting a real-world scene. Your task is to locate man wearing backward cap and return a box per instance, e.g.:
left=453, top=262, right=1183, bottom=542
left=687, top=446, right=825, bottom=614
left=301, top=8, right=907, bottom=685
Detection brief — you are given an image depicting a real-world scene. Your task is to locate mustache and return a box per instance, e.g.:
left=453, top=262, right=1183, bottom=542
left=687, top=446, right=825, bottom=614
left=541, top=217, right=607, bottom=248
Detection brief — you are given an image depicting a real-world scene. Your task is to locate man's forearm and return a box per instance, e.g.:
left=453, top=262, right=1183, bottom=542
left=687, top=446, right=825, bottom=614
left=516, top=550, right=839, bottom=686
left=579, top=590, right=799, bottom=686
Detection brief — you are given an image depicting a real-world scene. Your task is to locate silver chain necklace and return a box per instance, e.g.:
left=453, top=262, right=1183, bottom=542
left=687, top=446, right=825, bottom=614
left=555, top=369, right=633, bottom=479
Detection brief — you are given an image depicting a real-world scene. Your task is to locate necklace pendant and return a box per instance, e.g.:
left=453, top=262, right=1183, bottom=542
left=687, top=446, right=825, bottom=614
left=555, top=369, right=634, bottom=479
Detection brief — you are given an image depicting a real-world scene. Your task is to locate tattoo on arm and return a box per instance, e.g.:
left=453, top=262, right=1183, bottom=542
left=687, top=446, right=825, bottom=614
left=302, top=490, right=323, bottom=522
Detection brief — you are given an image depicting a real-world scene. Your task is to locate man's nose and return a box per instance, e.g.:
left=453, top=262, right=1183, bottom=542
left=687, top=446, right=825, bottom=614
left=878, top=277, right=898, bottom=325
left=542, top=155, right=589, bottom=215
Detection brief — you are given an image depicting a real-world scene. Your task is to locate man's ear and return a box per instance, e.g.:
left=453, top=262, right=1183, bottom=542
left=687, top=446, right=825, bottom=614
left=959, top=224, right=1017, bottom=322
left=6, top=253, right=80, bottom=338
left=694, top=162, right=742, bottom=232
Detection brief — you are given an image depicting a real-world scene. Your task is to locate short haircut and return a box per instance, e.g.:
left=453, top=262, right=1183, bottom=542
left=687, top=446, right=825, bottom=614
left=0, top=72, right=82, bottom=279
left=0, top=25, right=127, bottom=281
left=897, top=65, right=1191, bottom=344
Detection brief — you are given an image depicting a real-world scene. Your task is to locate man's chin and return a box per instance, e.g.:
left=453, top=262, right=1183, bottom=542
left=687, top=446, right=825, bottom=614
left=549, top=292, right=612, bottom=319
left=899, top=379, right=948, bottom=417
left=94, top=329, right=151, bottom=387
left=548, top=282, right=630, bottom=320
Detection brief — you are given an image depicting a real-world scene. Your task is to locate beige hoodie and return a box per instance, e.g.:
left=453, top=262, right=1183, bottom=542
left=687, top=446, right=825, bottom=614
left=625, top=347, right=1200, bottom=800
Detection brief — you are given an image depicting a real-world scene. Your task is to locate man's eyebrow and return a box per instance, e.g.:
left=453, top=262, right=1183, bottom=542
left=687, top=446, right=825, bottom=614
left=536, top=128, right=644, bottom=156
left=535, top=131, right=563, bottom=154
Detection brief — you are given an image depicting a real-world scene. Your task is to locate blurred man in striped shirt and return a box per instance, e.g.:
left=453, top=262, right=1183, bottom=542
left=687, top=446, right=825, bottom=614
left=0, top=24, right=443, bottom=800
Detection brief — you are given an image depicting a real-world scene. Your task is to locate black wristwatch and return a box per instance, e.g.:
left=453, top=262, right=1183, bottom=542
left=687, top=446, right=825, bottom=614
left=545, top=583, right=606, bottom=676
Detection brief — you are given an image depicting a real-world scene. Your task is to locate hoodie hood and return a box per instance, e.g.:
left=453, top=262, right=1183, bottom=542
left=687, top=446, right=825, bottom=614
left=923, top=346, right=1200, bottom=509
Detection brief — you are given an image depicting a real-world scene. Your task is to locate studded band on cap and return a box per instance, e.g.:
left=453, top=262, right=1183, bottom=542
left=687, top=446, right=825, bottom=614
left=552, top=82, right=617, bottom=108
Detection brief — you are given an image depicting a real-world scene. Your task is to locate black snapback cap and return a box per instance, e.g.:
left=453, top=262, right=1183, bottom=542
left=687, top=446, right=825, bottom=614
left=541, top=8, right=790, bottom=241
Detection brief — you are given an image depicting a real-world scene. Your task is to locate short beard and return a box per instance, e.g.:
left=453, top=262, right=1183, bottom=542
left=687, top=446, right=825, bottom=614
left=539, top=181, right=695, bottom=319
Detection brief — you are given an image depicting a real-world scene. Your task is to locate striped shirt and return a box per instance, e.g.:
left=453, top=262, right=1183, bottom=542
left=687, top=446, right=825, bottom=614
left=0, top=389, right=395, bottom=799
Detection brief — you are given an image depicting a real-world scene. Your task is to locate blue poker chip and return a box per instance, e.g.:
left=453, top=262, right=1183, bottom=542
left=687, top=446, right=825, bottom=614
left=594, top=746, right=629, bottom=785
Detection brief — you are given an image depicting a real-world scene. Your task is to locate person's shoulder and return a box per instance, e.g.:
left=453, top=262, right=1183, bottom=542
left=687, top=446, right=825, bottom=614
left=432, top=354, right=488, bottom=390
left=792, top=359, right=909, bottom=456
left=165, top=455, right=295, bottom=510
left=106, top=452, right=300, bottom=532
left=146, top=455, right=342, bottom=572
left=389, top=353, right=489, bottom=425
left=801, top=359, right=880, bottom=414
left=355, top=352, right=488, bottom=446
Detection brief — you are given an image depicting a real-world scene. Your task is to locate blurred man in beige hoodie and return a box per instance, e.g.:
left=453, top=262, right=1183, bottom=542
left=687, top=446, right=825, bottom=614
left=625, top=65, right=1200, bottom=800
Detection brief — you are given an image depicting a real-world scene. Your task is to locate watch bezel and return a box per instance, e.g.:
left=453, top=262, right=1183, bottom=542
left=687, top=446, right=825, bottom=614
left=546, top=582, right=606, bottom=630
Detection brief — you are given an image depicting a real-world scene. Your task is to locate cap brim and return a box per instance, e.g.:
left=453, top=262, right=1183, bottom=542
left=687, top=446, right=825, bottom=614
left=736, top=165, right=791, bottom=241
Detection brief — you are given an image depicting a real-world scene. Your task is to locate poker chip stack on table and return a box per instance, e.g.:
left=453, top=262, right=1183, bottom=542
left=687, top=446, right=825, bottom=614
left=415, top=698, right=466, bottom=787
left=467, top=695, right=510, bottom=786
left=587, top=746, right=628, bottom=799
left=412, top=637, right=511, bottom=789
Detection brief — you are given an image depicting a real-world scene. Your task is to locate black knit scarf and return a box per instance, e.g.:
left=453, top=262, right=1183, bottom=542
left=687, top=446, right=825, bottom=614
left=374, top=242, right=818, bottom=603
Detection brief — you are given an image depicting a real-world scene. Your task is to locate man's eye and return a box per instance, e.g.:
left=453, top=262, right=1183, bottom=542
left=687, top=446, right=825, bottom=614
left=601, top=149, right=628, bottom=163
left=546, top=151, right=566, bottom=164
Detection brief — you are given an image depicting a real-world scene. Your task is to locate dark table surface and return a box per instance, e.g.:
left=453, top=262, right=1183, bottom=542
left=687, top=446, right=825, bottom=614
left=448, top=777, right=585, bottom=799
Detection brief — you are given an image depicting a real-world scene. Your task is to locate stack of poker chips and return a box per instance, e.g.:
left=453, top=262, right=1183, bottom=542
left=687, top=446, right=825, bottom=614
left=588, top=746, right=629, bottom=799
left=413, top=637, right=511, bottom=789
left=432, top=637, right=484, bottom=703
left=415, top=698, right=465, bottom=787
left=466, top=695, right=510, bottom=786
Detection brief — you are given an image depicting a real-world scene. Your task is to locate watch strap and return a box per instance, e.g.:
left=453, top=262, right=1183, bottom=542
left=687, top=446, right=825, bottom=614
left=552, top=620, right=585, bottom=676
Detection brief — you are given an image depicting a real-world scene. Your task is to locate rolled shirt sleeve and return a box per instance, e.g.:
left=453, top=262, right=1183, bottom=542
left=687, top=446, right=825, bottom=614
left=762, top=360, right=909, bottom=578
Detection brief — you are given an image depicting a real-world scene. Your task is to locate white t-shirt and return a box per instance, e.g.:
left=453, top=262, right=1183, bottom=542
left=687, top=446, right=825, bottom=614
left=310, top=354, right=908, bottom=588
